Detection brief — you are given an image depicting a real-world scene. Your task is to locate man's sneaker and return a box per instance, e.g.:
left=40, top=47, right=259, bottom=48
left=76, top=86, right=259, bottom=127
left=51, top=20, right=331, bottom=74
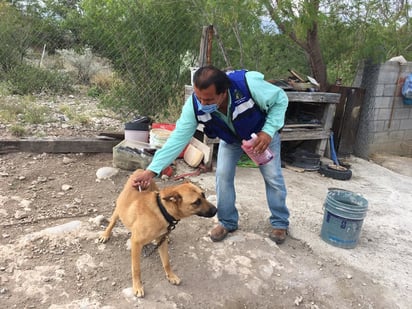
left=209, top=224, right=232, bottom=242
left=269, top=228, right=287, bottom=244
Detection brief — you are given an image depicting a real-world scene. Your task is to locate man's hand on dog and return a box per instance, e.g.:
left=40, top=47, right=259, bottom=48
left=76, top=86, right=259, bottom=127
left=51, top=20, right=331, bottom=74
left=132, top=169, right=156, bottom=189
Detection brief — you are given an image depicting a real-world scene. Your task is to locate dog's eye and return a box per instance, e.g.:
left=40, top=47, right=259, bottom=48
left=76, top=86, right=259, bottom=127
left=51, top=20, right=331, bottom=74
left=193, top=198, right=202, bottom=208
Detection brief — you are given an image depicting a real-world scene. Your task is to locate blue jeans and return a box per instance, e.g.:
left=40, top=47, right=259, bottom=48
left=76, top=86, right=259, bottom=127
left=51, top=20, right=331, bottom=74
left=215, top=132, right=289, bottom=231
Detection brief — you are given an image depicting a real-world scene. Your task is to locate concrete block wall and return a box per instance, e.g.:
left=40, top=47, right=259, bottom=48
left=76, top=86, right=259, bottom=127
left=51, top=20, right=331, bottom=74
left=353, top=60, right=412, bottom=157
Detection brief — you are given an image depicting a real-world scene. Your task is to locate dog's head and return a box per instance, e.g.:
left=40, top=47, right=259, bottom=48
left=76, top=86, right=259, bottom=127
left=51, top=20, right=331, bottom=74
left=160, top=182, right=217, bottom=219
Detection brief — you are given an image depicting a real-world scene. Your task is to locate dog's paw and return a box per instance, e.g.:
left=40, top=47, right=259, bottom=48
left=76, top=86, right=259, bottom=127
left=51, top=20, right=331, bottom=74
left=166, top=273, right=181, bottom=285
left=98, top=234, right=110, bottom=243
left=134, top=286, right=145, bottom=298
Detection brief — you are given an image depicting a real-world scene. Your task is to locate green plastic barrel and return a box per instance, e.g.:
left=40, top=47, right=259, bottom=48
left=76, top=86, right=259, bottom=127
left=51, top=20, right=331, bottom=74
left=320, top=189, right=368, bottom=249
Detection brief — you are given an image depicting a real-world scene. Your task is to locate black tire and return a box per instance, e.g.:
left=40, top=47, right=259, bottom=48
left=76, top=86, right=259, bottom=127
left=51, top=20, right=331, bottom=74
left=319, top=164, right=352, bottom=180
left=283, top=149, right=321, bottom=171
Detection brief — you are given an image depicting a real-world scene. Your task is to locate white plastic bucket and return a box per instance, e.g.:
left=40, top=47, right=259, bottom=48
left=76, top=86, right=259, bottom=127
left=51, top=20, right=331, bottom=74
left=149, top=128, right=172, bottom=148
left=124, top=116, right=151, bottom=143
left=125, top=130, right=149, bottom=143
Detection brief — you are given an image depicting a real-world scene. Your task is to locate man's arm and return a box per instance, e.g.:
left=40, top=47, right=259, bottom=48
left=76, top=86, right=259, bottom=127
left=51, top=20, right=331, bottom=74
left=246, top=71, right=289, bottom=137
left=146, top=98, right=199, bottom=175
left=132, top=96, right=199, bottom=188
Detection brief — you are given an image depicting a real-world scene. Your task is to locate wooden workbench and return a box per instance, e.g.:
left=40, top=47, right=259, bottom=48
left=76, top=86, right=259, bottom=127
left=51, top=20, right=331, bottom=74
left=281, top=92, right=341, bottom=156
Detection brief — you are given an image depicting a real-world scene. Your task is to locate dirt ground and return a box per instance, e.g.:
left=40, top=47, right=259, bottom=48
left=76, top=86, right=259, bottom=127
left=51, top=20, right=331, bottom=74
left=0, top=151, right=411, bottom=309
left=1, top=95, right=412, bottom=308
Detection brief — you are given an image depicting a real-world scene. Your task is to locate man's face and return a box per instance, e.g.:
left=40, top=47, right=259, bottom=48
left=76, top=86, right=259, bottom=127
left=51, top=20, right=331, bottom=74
left=194, top=84, right=225, bottom=106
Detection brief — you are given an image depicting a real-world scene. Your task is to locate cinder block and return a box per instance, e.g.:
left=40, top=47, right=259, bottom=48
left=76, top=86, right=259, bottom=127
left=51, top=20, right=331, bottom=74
left=377, top=108, right=392, bottom=120
left=377, top=64, right=400, bottom=83
left=371, top=120, right=386, bottom=132
left=374, top=96, right=393, bottom=108
left=382, top=84, right=397, bottom=96
left=386, top=119, right=400, bottom=130
left=400, top=119, right=412, bottom=130
left=389, top=130, right=406, bottom=140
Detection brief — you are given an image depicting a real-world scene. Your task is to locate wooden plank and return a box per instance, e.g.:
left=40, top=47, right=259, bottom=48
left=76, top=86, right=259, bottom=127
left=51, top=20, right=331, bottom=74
left=98, top=132, right=124, bottom=139
left=334, top=87, right=365, bottom=156
left=284, top=123, right=322, bottom=128
left=286, top=92, right=341, bottom=104
left=328, top=86, right=365, bottom=156
left=280, top=129, right=330, bottom=141
left=189, top=137, right=212, bottom=166
left=185, top=85, right=193, bottom=101
left=184, top=87, right=341, bottom=105
left=315, top=101, right=336, bottom=155
left=0, top=138, right=120, bottom=154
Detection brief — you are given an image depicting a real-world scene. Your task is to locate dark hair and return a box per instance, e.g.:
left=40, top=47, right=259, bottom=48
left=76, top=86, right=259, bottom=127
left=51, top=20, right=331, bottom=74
left=193, top=65, right=231, bottom=94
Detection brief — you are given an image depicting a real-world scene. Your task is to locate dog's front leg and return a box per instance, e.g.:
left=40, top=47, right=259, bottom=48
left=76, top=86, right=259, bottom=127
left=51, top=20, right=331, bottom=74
left=158, top=239, right=181, bottom=285
left=131, top=239, right=145, bottom=297
left=98, top=211, right=119, bottom=243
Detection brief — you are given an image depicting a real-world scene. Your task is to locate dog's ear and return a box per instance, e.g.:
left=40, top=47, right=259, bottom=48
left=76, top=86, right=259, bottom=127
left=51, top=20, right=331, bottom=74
left=162, top=192, right=182, bottom=203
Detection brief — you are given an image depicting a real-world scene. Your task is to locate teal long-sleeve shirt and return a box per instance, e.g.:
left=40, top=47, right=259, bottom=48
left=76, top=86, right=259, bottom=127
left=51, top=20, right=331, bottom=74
left=146, top=71, right=289, bottom=175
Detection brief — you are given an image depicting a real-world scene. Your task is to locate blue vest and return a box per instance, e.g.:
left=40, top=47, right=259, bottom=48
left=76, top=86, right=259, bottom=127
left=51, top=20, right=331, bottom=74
left=193, top=70, right=266, bottom=143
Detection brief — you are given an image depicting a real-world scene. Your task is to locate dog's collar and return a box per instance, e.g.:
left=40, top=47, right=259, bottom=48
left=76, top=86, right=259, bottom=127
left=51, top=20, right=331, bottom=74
left=156, top=193, right=180, bottom=231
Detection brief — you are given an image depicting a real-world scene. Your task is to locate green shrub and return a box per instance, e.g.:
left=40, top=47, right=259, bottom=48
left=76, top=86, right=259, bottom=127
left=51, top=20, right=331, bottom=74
left=98, top=80, right=183, bottom=121
left=58, top=104, right=91, bottom=126
left=0, top=81, right=10, bottom=96
left=0, top=101, right=25, bottom=123
left=9, top=124, right=26, bottom=137
left=73, top=114, right=91, bottom=125
left=6, top=64, right=74, bottom=95
left=99, top=81, right=134, bottom=118
left=0, top=97, right=51, bottom=125
left=23, top=104, right=50, bottom=124
left=87, top=86, right=104, bottom=98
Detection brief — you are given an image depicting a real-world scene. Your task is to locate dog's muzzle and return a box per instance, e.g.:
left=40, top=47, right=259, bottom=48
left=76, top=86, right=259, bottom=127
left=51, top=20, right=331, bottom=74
left=197, top=204, right=217, bottom=217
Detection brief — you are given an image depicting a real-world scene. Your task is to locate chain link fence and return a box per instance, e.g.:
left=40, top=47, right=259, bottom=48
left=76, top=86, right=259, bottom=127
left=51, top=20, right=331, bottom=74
left=0, top=1, right=302, bottom=125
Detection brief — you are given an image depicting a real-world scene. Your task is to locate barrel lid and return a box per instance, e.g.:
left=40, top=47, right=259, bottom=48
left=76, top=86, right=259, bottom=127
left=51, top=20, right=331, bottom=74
left=125, top=116, right=151, bottom=130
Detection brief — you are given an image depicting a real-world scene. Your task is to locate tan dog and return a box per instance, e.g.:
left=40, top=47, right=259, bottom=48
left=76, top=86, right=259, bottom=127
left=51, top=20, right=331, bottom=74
left=98, top=169, right=217, bottom=297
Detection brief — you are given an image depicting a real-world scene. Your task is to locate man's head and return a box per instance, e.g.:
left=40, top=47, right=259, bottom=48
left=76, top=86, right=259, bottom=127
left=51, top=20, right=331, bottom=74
left=193, top=65, right=231, bottom=94
left=193, top=66, right=231, bottom=110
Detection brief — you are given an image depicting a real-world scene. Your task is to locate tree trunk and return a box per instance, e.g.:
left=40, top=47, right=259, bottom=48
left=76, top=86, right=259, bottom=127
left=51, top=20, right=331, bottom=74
left=306, top=23, right=328, bottom=91
left=264, top=0, right=328, bottom=91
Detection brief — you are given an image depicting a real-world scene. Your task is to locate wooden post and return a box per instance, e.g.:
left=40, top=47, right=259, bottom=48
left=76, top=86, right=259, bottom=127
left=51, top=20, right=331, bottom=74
left=198, top=26, right=210, bottom=67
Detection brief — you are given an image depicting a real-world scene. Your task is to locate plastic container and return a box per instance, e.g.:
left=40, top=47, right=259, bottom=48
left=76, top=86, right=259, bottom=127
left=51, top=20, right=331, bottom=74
left=151, top=123, right=176, bottom=131
left=241, top=133, right=274, bottom=165
left=149, top=128, right=172, bottom=148
left=124, top=116, right=151, bottom=143
left=150, top=123, right=187, bottom=158
left=320, top=189, right=368, bottom=249
left=113, top=139, right=155, bottom=171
